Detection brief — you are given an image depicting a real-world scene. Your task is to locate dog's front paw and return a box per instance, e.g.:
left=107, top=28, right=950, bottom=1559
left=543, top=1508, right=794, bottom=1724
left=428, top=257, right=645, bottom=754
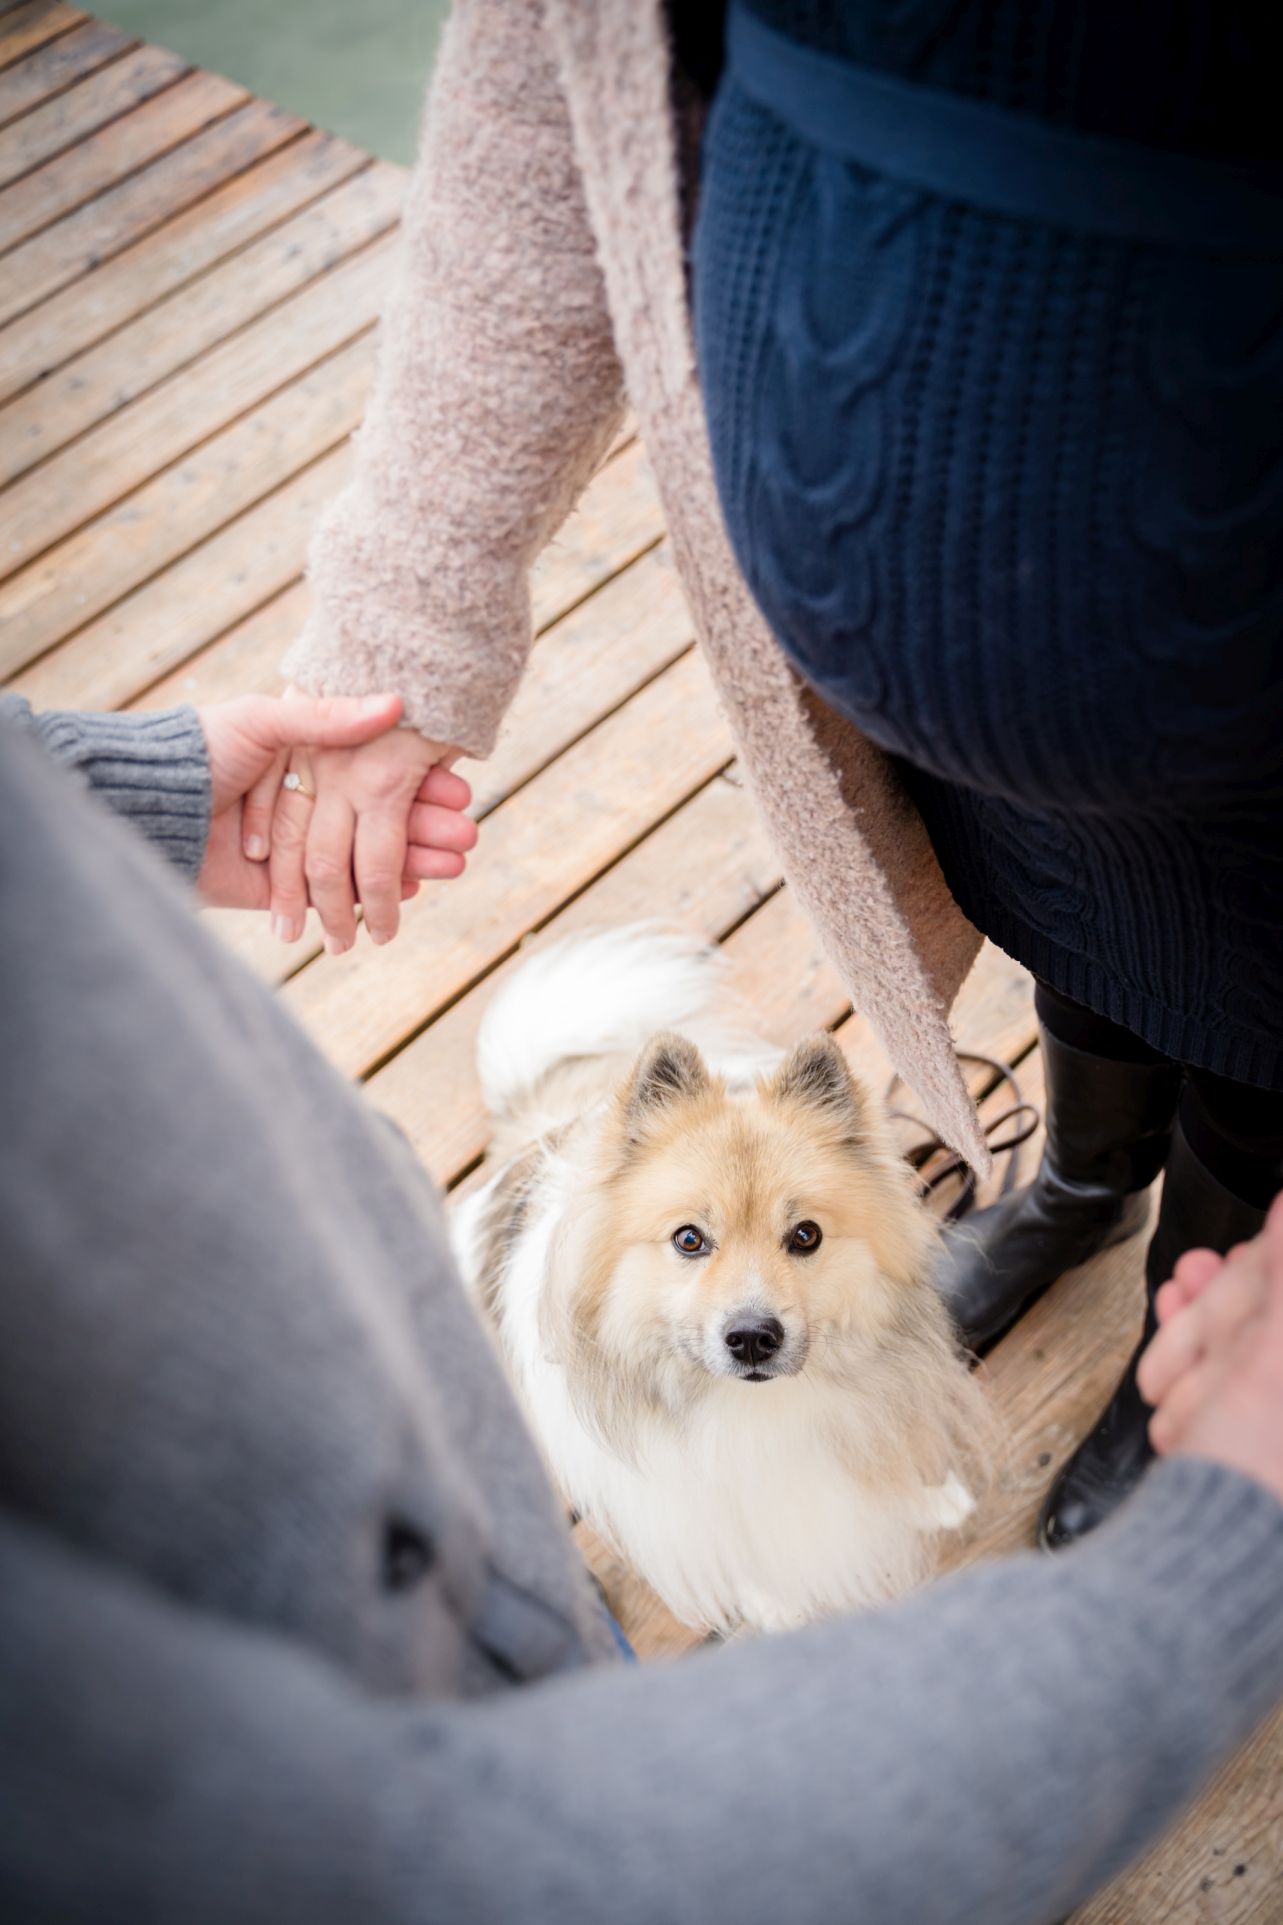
left=917, top=1473, right=976, bottom=1533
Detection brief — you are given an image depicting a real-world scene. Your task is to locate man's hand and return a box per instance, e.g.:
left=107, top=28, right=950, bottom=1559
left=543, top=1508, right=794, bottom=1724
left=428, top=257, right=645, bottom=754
left=1138, top=1193, right=1283, bottom=1508
left=266, top=726, right=477, bottom=953
left=196, top=692, right=408, bottom=909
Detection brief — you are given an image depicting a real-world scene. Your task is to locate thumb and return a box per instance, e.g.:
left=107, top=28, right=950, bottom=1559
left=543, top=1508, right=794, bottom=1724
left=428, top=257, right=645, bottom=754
left=263, top=692, right=404, bottom=750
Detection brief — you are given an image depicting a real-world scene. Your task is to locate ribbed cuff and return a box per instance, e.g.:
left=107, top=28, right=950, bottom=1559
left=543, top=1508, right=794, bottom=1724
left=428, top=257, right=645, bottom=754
left=4, top=699, right=212, bottom=883
left=1081, top=1454, right=1283, bottom=1740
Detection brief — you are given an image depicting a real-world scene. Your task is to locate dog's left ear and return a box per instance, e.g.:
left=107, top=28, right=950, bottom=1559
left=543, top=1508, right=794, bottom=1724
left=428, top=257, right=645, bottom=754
left=768, top=1035, right=869, bottom=1141
left=619, top=1031, right=709, bottom=1145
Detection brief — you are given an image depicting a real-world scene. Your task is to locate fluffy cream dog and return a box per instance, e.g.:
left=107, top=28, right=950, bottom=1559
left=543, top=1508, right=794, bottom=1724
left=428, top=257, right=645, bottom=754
left=452, top=927, right=991, bottom=1635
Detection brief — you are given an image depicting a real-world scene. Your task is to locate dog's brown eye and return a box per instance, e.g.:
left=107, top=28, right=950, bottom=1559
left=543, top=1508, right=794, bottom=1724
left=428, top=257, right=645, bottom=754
left=672, top=1225, right=709, bottom=1256
left=789, top=1220, right=822, bottom=1254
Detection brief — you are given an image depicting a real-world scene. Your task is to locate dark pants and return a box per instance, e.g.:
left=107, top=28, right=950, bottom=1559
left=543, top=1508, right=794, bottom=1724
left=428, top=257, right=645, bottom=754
left=1035, top=981, right=1283, bottom=1211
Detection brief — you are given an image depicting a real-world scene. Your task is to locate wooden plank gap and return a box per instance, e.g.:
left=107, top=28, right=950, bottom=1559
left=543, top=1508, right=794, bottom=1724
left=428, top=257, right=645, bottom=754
left=8, top=436, right=356, bottom=707
left=0, top=328, right=377, bottom=680
left=0, top=67, right=249, bottom=256
left=0, top=19, right=137, bottom=131
left=0, top=129, right=371, bottom=398
left=0, top=41, right=191, bottom=191
left=0, top=3, right=85, bottom=74
left=0, top=228, right=395, bottom=569
left=0, top=97, right=308, bottom=329
left=0, top=160, right=400, bottom=480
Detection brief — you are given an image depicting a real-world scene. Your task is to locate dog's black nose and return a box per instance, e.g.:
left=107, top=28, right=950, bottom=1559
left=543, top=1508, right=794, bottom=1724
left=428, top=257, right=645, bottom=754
left=725, top=1316, right=785, bottom=1367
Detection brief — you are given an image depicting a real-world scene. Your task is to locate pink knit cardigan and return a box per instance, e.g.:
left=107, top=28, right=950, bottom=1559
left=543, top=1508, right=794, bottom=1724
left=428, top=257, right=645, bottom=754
left=284, top=0, right=991, bottom=1173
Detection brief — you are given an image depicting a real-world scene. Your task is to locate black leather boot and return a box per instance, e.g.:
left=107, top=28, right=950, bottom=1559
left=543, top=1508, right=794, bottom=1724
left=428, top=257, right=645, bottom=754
left=1039, top=1122, right=1267, bottom=1550
left=935, top=1028, right=1182, bottom=1351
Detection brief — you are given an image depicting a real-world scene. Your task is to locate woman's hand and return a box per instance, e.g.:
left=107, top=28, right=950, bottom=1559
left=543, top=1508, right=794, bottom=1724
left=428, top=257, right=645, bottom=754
left=196, top=692, right=406, bottom=910
left=265, top=726, right=477, bottom=953
left=1138, top=1193, right=1283, bottom=1506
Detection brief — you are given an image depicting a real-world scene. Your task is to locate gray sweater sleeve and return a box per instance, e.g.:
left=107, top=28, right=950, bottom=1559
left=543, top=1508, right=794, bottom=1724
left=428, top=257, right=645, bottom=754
left=0, top=695, right=210, bottom=881
left=4, top=1456, right=1282, bottom=1925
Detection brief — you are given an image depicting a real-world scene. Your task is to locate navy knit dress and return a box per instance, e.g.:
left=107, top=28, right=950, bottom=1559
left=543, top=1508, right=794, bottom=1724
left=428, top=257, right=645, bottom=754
left=693, top=1, right=1283, bottom=1091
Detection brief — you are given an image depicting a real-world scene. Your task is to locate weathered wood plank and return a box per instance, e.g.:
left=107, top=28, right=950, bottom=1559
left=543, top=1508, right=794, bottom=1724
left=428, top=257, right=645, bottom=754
left=0, top=17, right=132, bottom=128
left=366, top=771, right=777, bottom=1182
left=0, top=2, right=83, bottom=71
left=1074, top=1706, right=1283, bottom=1925
left=0, top=161, right=403, bottom=479
left=131, top=432, right=653, bottom=723
left=719, top=881, right=847, bottom=1039
left=470, top=539, right=692, bottom=814
left=0, top=68, right=246, bottom=252
left=576, top=1518, right=701, bottom=1662
left=0, top=231, right=396, bottom=572
left=11, top=442, right=352, bottom=709
left=0, top=41, right=187, bottom=188
left=136, top=577, right=310, bottom=710
left=0, top=130, right=367, bottom=398
left=281, top=649, right=731, bottom=1080
left=1, top=330, right=375, bottom=679
left=0, top=98, right=304, bottom=328
left=530, top=437, right=663, bottom=630
left=16, top=424, right=661, bottom=737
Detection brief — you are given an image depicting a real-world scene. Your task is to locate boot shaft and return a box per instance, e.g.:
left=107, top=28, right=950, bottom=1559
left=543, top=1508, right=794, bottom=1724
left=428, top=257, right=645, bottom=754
left=1040, top=1028, right=1181, bottom=1195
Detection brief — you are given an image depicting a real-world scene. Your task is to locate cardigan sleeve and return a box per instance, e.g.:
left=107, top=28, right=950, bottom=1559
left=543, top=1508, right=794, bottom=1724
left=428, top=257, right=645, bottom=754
left=282, top=0, right=628, bottom=754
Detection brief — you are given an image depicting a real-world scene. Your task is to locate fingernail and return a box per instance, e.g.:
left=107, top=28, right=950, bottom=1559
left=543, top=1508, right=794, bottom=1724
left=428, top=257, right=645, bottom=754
left=370, top=929, right=392, bottom=946
left=360, top=694, right=393, bottom=715
left=272, top=916, right=296, bottom=944
left=324, top=935, right=347, bottom=957
left=245, top=834, right=267, bottom=861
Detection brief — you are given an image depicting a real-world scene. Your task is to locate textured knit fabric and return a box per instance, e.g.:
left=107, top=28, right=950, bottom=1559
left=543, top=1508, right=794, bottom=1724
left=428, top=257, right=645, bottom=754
left=282, top=0, right=994, bottom=1179
left=1, top=693, right=210, bottom=881
left=695, top=1, right=1283, bottom=1092
left=5, top=715, right=1283, bottom=1923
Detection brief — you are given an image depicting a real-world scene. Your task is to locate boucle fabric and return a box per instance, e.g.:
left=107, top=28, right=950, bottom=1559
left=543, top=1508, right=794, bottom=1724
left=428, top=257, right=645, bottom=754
left=283, top=0, right=991, bottom=1176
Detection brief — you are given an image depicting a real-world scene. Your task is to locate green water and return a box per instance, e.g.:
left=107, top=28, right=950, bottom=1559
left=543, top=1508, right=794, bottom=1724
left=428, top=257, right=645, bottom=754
left=104, top=0, right=449, bottom=164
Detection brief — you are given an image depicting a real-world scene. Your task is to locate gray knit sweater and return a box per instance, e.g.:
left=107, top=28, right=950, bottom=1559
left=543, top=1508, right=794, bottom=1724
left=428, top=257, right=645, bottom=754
left=2, top=697, right=1282, bottom=1925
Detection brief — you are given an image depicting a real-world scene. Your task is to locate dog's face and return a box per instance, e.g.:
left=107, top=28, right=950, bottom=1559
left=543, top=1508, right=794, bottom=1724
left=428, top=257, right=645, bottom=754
left=563, top=1032, right=935, bottom=1398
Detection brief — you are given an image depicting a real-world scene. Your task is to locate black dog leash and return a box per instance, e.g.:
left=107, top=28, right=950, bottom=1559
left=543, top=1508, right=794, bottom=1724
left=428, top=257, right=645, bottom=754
left=884, top=1052, right=1040, bottom=1222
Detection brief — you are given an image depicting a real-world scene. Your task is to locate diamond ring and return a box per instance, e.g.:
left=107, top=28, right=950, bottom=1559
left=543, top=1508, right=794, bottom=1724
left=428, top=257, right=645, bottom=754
left=281, top=770, right=316, bottom=801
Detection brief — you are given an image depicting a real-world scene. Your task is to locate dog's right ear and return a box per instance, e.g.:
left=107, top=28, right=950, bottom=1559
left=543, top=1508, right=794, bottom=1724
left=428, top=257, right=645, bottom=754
left=619, top=1032, right=709, bottom=1144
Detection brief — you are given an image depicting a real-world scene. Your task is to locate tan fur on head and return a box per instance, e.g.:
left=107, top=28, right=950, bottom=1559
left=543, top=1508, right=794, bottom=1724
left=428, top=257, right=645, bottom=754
left=540, top=1030, right=993, bottom=1498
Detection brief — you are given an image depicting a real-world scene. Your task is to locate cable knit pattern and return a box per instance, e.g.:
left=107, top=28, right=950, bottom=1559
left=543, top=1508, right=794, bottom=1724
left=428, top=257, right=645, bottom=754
left=697, top=2, right=1283, bottom=1089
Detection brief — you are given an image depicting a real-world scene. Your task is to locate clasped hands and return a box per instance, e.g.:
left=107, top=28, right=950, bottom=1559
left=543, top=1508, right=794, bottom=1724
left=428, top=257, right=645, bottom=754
left=196, top=690, right=475, bottom=946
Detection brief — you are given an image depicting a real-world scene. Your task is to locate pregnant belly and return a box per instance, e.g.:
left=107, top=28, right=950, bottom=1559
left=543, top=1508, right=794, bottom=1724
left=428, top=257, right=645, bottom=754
left=694, top=81, right=1283, bottom=819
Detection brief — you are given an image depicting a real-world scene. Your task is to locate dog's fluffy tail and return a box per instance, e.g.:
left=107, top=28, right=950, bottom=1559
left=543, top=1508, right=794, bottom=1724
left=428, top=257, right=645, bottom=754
left=478, top=924, right=768, bottom=1123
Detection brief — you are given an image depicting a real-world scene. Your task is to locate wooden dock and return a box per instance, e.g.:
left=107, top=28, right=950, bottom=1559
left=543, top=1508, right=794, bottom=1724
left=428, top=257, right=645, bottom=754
left=1, top=6, right=1277, bottom=1915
